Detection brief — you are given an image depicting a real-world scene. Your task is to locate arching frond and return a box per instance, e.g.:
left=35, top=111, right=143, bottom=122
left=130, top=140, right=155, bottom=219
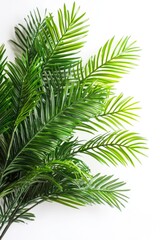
left=95, top=93, right=140, bottom=130
left=11, top=9, right=43, bottom=56
left=78, top=93, right=140, bottom=133
left=39, top=2, right=89, bottom=68
left=11, top=3, right=89, bottom=68
left=4, top=83, right=107, bottom=175
left=75, top=37, right=139, bottom=86
left=6, top=55, right=43, bottom=127
left=76, top=131, right=147, bottom=166
left=52, top=174, right=128, bottom=209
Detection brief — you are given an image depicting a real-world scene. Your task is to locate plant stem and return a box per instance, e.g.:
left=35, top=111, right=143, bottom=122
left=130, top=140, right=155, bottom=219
left=0, top=200, right=43, bottom=239
left=0, top=220, right=13, bottom=240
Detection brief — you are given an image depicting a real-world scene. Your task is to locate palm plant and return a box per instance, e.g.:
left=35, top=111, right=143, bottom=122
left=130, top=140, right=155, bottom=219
left=0, top=3, right=146, bottom=239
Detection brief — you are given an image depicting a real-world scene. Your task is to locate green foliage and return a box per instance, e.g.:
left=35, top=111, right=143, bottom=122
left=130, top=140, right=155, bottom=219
left=0, top=3, right=146, bottom=239
left=75, top=131, right=146, bottom=166
left=11, top=3, right=88, bottom=68
left=76, top=36, right=139, bottom=86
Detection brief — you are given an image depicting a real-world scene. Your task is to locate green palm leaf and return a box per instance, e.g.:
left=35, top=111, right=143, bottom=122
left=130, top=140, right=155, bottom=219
left=0, top=46, right=12, bottom=135
left=75, top=36, right=139, bottom=86
left=0, top=55, right=43, bottom=169
left=77, top=93, right=140, bottom=133
left=40, top=2, right=89, bottom=68
left=11, top=9, right=43, bottom=55
left=4, top=82, right=107, bottom=176
left=11, top=3, right=89, bottom=68
left=6, top=55, right=43, bottom=127
left=52, top=174, right=128, bottom=209
left=76, top=130, right=146, bottom=166
left=95, top=93, right=140, bottom=130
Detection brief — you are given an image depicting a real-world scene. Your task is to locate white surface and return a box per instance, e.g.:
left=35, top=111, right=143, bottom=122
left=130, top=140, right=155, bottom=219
left=1, top=0, right=160, bottom=239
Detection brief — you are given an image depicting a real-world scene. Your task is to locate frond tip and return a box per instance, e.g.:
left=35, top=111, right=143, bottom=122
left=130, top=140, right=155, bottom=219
left=11, top=3, right=89, bottom=68
left=76, top=131, right=147, bottom=166
left=51, top=174, right=128, bottom=209
left=76, top=36, right=140, bottom=86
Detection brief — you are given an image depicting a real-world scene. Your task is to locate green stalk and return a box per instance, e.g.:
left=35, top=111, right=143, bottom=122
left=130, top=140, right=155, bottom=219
left=0, top=201, right=42, bottom=240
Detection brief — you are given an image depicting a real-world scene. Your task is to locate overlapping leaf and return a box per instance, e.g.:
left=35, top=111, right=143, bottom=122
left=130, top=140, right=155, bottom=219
left=4, top=82, right=107, bottom=175
left=12, top=3, right=89, bottom=68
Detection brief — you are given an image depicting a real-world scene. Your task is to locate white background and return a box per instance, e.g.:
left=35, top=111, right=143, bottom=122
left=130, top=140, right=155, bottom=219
left=0, top=0, right=160, bottom=239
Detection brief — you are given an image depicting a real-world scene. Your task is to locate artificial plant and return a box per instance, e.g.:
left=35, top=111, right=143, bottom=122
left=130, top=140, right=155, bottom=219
left=0, top=3, right=146, bottom=239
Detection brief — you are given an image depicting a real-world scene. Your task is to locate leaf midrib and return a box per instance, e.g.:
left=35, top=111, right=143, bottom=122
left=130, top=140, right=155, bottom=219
left=99, top=107, right=136, bottom=117
left=75, top=141, right=137, bottom=154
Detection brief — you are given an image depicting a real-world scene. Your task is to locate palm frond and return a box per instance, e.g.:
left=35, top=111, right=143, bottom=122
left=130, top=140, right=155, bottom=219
left=95, top=93, right=140, bottom=130
left=37, top=2, right=89, bottom=68
left=6, top=55, right=43, bottom=127
left=79, top=93, right=140, bottom=133
left=10, top=9, right=43, bottom=56
left=11, top=3, right=89, bottom=68
left=0, top=155, right=90, bottom=210
left=52, top=174, right=128, bottom=209
left=0, top=46, right=12, bottom=135
left=75, top=36, right=139, bottom=86
left=4, top=82, right=107, bottom=175
left=75, top=130, right=147, bottom=166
